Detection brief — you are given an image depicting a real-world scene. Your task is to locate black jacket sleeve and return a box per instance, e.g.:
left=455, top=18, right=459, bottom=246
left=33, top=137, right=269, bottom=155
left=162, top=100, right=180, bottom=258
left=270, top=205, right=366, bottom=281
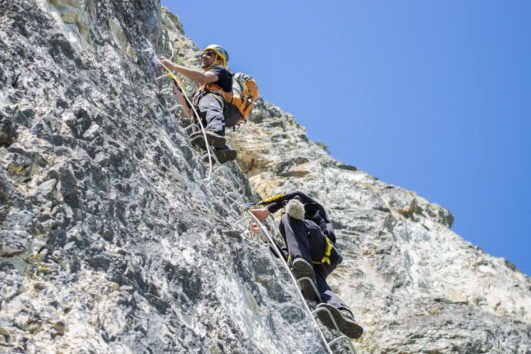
left=263, top=191, right=337, bottom=242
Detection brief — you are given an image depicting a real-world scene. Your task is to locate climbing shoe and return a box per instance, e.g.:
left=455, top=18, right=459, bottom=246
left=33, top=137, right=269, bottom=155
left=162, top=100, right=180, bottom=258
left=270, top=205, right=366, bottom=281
left=190, top=130, right=226, bottom=148
left=291, top=258, right=320, bottom=302
left=315, top=303, right=363, bottom=339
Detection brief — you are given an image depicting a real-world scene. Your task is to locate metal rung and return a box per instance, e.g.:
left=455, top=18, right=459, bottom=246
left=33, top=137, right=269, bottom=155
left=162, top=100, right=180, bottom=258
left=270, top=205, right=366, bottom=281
left=201, top=151, right=219, bottom=165
left=296, top=277, right=322, bottom=302
left=236, top=217, right=250, bottom=225
left=312, top=307, right=341, bottom=332
left=229, top=200, right=244, bottom=209
left=159, top=88, right=173, bottom=95
left=328, top=335, right=349, bottom=347
left=183, top=123, right=198, bottom=134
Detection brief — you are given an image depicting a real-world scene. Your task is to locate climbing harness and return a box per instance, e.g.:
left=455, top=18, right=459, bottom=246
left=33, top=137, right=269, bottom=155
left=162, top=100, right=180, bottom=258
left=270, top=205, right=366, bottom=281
left=197, top=71, right=259, bottom=127
left=246, top=212, right=358, bottom=354
left=312, top=235, right=334, bottom=266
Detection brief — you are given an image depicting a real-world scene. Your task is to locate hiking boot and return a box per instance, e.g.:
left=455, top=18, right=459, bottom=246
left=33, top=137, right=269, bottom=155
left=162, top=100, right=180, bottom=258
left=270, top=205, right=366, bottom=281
left=315, top=303, right=363, bottom=339
left=290, top=258, right=320, bottom=302
left=190, top=130, right=226, bottom=148
left=202, top=147, right=238, bottom=164
left=214, top=147, right=237, bottom=163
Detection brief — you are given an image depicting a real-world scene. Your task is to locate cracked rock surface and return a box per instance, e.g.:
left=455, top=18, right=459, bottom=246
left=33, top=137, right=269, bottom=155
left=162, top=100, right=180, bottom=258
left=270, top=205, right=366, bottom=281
left=1, top=2, right=530, bottom=353
left=0, top=1, right=328, bottom=353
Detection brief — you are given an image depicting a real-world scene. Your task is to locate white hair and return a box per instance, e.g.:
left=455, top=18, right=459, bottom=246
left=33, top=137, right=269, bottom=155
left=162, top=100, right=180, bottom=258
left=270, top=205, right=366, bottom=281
left=286, top=199, right=305, bottom=220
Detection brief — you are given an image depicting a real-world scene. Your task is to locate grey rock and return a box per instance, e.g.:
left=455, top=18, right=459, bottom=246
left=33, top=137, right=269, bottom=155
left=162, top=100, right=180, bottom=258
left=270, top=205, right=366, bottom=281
left=0, top=1, right=327, bottom=353
left=0, top=1, right=529, bottom=354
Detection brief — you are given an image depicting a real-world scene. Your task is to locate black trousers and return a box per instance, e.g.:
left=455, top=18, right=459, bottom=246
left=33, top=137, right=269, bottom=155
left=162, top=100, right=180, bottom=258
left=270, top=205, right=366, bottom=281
left=278, top=214, right=351, bottom=311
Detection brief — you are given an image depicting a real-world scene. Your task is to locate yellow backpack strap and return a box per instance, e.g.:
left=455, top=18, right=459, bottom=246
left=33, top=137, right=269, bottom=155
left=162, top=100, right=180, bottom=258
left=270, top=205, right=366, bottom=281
left=312, top=236, right=334, bottom=265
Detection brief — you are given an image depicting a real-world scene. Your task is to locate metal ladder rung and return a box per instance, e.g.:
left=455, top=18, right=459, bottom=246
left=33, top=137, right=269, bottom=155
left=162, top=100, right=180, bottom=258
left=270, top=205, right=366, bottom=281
left=159, top=88, right=174, bottom=95
left=168, top=104, right=181, bottom=112
left=183, top=123, right=197, bottom=134
left=328, top=335, right=349, bottom=347
left=296, top=276, right=322, bottom=302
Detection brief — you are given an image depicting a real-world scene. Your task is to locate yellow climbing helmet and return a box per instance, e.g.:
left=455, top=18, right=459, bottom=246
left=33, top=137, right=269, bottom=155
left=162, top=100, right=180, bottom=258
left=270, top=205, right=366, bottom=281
left=203, top=44, right=229, bottom=67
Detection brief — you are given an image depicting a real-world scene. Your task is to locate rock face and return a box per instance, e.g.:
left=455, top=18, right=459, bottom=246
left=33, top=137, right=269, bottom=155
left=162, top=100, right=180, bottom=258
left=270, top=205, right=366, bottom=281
left=0, top=2, right=530, bottom=353
left=229, top=101, right=531, bottom=353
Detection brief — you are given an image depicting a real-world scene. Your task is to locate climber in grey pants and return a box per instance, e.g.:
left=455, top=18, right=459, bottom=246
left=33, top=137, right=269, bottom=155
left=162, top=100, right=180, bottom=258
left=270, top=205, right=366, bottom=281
left=195, top=92, right=225, bottom=136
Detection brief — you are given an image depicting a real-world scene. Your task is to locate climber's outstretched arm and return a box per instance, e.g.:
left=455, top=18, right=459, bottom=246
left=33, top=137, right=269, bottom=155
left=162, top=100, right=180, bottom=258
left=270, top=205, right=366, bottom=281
left=251, top=208, right=270, bottom=223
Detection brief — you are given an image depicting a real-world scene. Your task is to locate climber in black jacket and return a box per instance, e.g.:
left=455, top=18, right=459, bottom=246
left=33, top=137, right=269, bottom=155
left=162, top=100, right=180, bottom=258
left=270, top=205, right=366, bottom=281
left=251, top=191, right=363, bottom=339
left=159, top=44, right=236, bottom=163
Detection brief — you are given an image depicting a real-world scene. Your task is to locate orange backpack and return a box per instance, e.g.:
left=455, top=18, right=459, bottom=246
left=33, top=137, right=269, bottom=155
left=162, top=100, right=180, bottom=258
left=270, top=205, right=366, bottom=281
left=200, top=72, right=259, bottom=127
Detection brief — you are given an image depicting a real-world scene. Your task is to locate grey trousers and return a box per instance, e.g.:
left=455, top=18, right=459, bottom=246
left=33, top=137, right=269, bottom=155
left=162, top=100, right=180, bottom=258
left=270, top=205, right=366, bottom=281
left=278, top=214, right=351, bottom=312
left=196, top=93, right=225, bottom=135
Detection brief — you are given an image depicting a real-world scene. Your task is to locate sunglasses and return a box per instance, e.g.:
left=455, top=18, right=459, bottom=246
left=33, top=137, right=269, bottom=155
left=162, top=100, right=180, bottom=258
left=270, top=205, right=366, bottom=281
left=202, top=51, right=216, bottom=58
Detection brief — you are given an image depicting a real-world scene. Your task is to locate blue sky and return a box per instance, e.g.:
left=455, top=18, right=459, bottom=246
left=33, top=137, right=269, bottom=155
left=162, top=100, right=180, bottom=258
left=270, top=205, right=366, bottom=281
left=161, top=1, right=531, bottom=276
